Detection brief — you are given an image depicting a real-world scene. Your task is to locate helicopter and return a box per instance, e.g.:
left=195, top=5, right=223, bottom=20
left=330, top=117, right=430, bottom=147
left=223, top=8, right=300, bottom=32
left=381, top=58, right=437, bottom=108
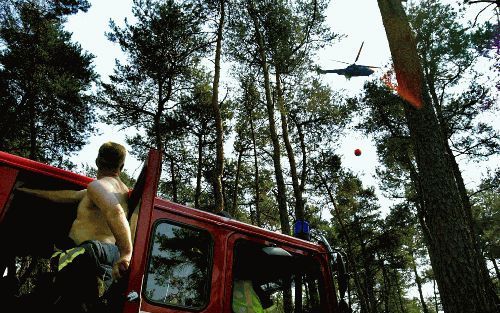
left=317, top=42, right=380, bottom=78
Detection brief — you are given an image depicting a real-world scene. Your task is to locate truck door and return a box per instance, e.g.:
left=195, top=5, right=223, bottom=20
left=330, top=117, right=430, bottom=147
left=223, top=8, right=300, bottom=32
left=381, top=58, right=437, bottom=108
left=122, top=149, right=162, bottom=313
left=121, top=149, right=227, bottom=313
left=0, top=166, right=19, bottom=223
left=224, top=233, right=332, bottom=313
left=136, top=209, right=227, bottom=313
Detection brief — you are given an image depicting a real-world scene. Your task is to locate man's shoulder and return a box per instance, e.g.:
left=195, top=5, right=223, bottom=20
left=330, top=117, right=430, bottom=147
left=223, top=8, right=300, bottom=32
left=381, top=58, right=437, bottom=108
left=91, top=176, right=129, bottom=193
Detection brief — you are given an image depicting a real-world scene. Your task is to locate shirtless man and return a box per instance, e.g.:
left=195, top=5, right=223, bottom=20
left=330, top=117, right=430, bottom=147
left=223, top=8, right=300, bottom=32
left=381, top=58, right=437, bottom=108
left=18, top=142, right=132, bottom=290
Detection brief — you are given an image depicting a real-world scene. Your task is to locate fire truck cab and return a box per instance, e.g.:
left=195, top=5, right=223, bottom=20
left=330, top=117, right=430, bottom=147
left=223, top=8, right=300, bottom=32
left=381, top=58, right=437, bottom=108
left=0, top=149, right=346, bottom=313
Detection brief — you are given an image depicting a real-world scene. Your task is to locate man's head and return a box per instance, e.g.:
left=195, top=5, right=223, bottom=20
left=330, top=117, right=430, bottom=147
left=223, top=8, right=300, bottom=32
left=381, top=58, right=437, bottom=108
left=96, top=142, right=127, bottom=173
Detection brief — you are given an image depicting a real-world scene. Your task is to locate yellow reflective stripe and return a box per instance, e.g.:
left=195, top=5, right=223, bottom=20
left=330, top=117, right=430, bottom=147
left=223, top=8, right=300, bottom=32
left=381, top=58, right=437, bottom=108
left=244, top=281, right=253, bottom=307
left=57, top=247, right=86, bottom=271
left=233, top=280, right=264, bottom=313
left=51, top=250, right=62, bottom=259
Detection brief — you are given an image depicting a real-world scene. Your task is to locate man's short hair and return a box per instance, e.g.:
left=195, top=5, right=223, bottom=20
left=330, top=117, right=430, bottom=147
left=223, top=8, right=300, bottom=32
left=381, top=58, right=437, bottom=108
left=96, top=142, right=126, bottom=171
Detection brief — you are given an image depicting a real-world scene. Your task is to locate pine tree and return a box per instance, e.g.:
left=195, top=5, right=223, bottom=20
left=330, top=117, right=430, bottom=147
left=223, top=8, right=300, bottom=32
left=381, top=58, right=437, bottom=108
left=0, top=0, right=96, bottom=166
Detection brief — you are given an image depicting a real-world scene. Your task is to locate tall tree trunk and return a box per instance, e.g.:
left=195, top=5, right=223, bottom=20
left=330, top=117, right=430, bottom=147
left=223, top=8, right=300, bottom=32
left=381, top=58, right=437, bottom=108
left=377, top=1, right=498, bottom=312
left=381, top=263, right=390, bottom=313
left=433, top=279, right=440, bottom=313
left=275, top=72, right=305, bottom=223
left=195, top=134, right=203, bottom=209
left=28, top=98, right=37, bottom=160
left=394, top=270, right=407, bottom=313
left=319, top=173, right=371, bottom=313
left=428, top=70, right=499, bottom=307
left=410, top=249, right=430, bottom=313
left=356, top=218, right=376, bottom=313
left=247, top=0, right=290, bottom=235
left=294, top=120, right=307, bottom=193
left=232, top=146, right=244, bottom=217
left=211, top=0, right=225, bottom=213
left=249, top=113, right=261, bottom=227
left=170, top=157, right=178, bottom=203
left=154, top=79, right=169, bottom=152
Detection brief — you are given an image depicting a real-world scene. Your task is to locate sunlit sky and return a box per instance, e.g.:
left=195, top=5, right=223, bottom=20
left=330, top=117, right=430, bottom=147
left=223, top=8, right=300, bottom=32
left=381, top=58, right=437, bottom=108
left=65, top=0, right=390, bottom=182
left=64, top=0, right=497, bottom=207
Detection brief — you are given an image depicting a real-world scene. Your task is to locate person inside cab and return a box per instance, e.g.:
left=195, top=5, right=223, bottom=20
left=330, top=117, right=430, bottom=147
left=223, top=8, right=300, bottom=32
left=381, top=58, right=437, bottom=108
left=17, top=142, right=132, bottom=311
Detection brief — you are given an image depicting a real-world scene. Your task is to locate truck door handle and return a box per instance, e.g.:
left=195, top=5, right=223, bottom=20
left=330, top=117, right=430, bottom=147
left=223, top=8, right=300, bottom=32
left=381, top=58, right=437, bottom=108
left=126, top=291, right=139, bottom=302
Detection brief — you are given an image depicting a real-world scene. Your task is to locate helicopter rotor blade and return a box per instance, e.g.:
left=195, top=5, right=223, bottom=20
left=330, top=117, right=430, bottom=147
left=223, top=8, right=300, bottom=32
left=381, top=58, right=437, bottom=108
left=358, top=64, right=381, bottom=69
left=330, top=59, right=351, bottom=65
left=354, top=41, right=364, bottom=63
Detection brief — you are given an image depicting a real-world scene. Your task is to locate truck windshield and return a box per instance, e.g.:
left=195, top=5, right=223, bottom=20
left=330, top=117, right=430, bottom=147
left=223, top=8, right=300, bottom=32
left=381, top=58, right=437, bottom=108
left=232, top=240, right=323, bottom=313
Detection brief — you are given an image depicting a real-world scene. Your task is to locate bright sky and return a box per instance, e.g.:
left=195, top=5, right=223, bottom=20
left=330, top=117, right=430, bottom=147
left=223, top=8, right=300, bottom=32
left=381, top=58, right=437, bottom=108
left=65, top=0, right=389, bottom=181
left=65, top=0, right=497, bottom=203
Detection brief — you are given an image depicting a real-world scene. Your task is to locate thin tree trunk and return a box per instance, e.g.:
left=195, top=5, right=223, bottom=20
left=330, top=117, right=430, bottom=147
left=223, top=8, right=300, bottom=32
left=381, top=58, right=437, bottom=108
left=232, top=146, right=244, bottom=216
left=295, top=121, right=307, bottom=193
left=319, top=172, right=371, bottom=313
left=170, top=157, right=177, bottom=203
left=249, top=113, right=261, bottom=227
left=195, top=134, right=203, bottom=209
left=433, top=279, right=440, bottom=313
left=275, top=72, right=305, bottom=223
left=28, top=98, right=37, bottom=160
left=357, top=220, right=376, bottom=313
left=394, top=270, right=406, bottom=313
left=381, top=263, right=390, bottom=313
left=410, top=249, right=430, bottom=313
left=247, top=0, right=290, bottom=235
left=211, top=0, right=225, bottom=213
left=378, top=1, right=498, bottom=311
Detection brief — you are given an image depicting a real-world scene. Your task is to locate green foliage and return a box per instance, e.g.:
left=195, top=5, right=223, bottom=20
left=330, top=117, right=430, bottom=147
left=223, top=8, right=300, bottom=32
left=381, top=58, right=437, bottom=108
left=472, top=170, right=500, bottom=259
left=99, top=0, right=211, bottom=152
left=0, top=1, right=97, bottom=166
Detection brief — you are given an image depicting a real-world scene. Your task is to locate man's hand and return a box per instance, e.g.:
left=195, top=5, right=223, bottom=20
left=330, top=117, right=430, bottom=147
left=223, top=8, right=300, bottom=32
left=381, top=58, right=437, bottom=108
left=112, top=255, right=131, bottom=281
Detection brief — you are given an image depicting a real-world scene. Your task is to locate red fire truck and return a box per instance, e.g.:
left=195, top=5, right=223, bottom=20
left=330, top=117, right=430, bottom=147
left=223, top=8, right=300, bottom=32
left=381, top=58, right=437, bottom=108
left=0, top=149, right=348, bottom=313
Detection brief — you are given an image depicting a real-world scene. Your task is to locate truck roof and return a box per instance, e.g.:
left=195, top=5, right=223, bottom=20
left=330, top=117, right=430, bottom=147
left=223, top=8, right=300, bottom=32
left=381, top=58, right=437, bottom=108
left=0, top=150, right=326, bottom=254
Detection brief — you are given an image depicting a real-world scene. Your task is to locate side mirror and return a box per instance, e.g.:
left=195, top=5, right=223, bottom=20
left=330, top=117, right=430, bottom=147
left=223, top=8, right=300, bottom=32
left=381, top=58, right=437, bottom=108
left=261, top=246, right=292, bottom=257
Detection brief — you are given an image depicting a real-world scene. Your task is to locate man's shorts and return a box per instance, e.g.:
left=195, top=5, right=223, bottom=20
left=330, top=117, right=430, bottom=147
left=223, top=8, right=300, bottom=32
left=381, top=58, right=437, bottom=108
left=51, top=240, right=120, bottom=301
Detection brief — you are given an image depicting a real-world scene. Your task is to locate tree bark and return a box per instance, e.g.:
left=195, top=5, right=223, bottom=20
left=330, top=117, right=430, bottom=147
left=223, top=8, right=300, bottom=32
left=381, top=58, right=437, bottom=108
left=275, top=72, right=305, bottom=223
left=28, top=98, right=37, bottom=160
left=377, top=1, right=498, bottom=311
left=249, top=113, right=261, bottom=227
left=247, top=0, right=290, bottom=235
left=170, top=157, right=177, bottom=203
left=319, top=172, right=371, bottom=313
left=428, top=67, right=499, bottom=308
left=232, top=145, right=244, bottom=216
left=410, top=249, right=430, bottom=313
left=211, top=0, right=225, bottom=213
left=195, top=134, right=203, bottom=209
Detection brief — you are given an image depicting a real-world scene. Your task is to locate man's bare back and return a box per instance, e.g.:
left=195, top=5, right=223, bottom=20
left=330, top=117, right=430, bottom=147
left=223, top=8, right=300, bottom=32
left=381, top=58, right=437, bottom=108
left=17, top=142, right=132, bottom=282
left=69, top=176, right=129, bottom=245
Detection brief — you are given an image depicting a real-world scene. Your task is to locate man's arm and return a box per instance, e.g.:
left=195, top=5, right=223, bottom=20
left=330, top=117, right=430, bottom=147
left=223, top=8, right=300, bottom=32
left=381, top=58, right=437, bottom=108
left=129, top=206, right=140, bottom=245
left=86, top=180, right=132, bottom=279
left=17, top=187, right=86, bottom=204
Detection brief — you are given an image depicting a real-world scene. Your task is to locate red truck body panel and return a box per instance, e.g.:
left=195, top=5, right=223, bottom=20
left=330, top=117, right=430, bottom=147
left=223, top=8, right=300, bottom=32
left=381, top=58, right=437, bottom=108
left=0, top=150, right=337, bottom=313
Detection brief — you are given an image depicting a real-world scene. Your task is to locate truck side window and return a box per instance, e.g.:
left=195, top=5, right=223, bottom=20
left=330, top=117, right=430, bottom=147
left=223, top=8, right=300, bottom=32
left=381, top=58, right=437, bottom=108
left=144, top=221, right=212, bottom=310
left=232, top=241, right=323, bottom=313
